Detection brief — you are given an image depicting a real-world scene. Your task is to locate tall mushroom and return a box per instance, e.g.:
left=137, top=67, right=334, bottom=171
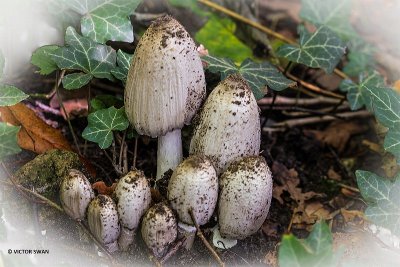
left=125, top=15, right=206, bottom=179
left=190, top=74, right=261, bottom=175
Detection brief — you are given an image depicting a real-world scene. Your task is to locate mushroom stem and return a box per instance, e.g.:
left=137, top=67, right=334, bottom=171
left=118, top=227, right=136, bottom=251
left=157, top=129, right=182, bottom=180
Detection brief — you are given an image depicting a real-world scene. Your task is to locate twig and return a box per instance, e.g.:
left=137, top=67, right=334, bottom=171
left=0, top=179, right=117, bottom=265
left=258, top=95, right=342, bottom=106
left=55, top=70, right=82, bottom=155
left=188, top=208, right=225, bottom=267
left=262, top=110, right=371, bottom=132
left=338, top=183, right=360, bottom=193
left=132, top=137, right=138, bottom=169
left=118, top=129, right=127, bottom=172
left=197, top=0, right=349, bottom=80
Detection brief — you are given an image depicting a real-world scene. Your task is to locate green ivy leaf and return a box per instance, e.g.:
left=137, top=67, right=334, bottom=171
left=0, top=85, right=29, bottom=106
left=357, top=171, right=400, bottom=236
left=61, top=0, right=140, bottom=43
left=62, top=73, right=93, bottom=90
left=203, top=55, right=295, bottom=99
left=111, top=50, right=133, bottom=83
left=31, top=45, right=60, bottom=75
left=90, top=94, right=124, bottom=113
left=300, top=0, right=356, bottom=40
left=343, top=51, right=374, bottom=77
left=279, top=221, right=340, bottom=267
left=0, top=50, right=4, bottom=81
left=82, top=106, right=129, bottom=149
left=195, top=16, right=253, bottom=62
left=51, top=27, right=116, bottom=89
left=339, top=71, right=385, bottom=110
left=276, top=26, right=346, bottom=73
left=384, top=129, right=400, bottom=163
left=0, top=122, right=21, bottom=159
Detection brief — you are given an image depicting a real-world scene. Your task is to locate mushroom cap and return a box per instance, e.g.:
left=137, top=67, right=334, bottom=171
left=167, top=155, right=218, bottom=225
left=218, top=156, right=273, bottom=239
left=87, top=195, right=120, bottom=249
left=189, top=74, right=261, bottom=174
left=114, top=170, right=151, bottom=230
left=60, top=169, right=94, bottom=220
left=125, top=15, right=205, bottom=138
left=141, top=202, right=178, bottom=258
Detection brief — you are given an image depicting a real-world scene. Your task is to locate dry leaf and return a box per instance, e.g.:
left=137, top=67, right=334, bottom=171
left=92, top=181, right=116, bottom=195
left=362, top=139, right=385, bottom=154
left=394, top=80, right=400, bottom=94
left=0, top=103, right=72, bottom=153
left=304, top=121, right=368, bottom=153
left=340, top=209, right=365, bottom=223
left=264, top=250, right=278, bottom=267
left=328, top=167, right=342, bottom=181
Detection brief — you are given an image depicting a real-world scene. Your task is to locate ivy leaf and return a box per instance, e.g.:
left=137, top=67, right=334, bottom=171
left=62, top=73, right=93, bottom=90
left=0, top=85, right=29, bottom=106
left=279, top=221, right=341, bottom=267
left=357, top=171, right=400, bottom=236
left=0, top=122, right=21, bottom=159
left=82, top=106, right=129, bottom=149
left=111, top=50, right=133, bottom=83
left=61, top=0, right=141, bottom=43
left=51, top=27, right=116, bottom=89
left=195, top=16, right=253, bottom=62
left=339, top=71, right=385, bottom=110
left=31, top=45, right=60, bottom=75
left=343, top=51, right=374, bottom=77
left=90, top=94, right=124, bottom=113
left=384, top=129, right=400, bottom=163
left=276, top=26, right=346, bottom=73
left=0, top=50, right=4, bottom=81
left=203, top=55, right=295, bottom=99
left=300, top=0, right=356, bottom=40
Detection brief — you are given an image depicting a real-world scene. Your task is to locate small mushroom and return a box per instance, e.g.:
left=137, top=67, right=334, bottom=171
left=168, top=155, right=218, bottom=225
left=218, top=156, right=273, bottom=240
left=141, top=202, right=177, bottom=258
left=189, top=74, right=260, bottom=175
left=87, top=195, right=120, bottom=253
left=125, top=15, right=206, bottom=179
left=60, top=169, right=94, bottom=221
left=114, top=170, right=151, bottom=251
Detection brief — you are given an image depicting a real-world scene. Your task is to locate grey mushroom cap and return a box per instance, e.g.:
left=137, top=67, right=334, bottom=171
left=167, top=155, right=218, bottom=225
left=60, top=169, right=94, bottom=221
left=218, top=156, right=273, bottom=239
left=114, top=170, right=151, bottom=250
left=189, top=74, right=261, bottom=175
left=88, top=195, right=120, bottom=252
left=141, top=202, right=178, bottom=258
left=125, top=15, right=205, bottom=138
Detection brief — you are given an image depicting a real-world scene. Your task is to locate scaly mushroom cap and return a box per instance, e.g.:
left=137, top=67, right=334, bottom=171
left=167, top=155, right=218, bottom=225
left=189, top=74, right=261, bottom=174
left=88, top=195, right=120, bottom=252
left=114, top=169, right=151, bottom=250
left=141, top=202, right=177, bottom=258
left=125, top=15, right=205, bottom=138
left=218, top=156, right=273, bottom=239
left=60, top=169, right=94, bottom=220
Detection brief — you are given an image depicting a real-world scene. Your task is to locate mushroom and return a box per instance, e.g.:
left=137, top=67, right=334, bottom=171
left=125, top=15, right=206, bottom=179
left=60, top=169, right=94, bottom=221
left=167, top=155, right=218, bottom=249
left=217, top=156, right=273, bottom=242
left=114, top=169, right=151, bottom=251
left=189, top=74, right=260, bottom=175
left=87, top=195, right=120, bottom=253
left=141, top=202, right=177, bottom=258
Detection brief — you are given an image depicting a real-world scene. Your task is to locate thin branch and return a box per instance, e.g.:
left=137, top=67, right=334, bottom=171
left=188, top=208, right=225, bottom=267
left=197, top=0, right=349, bottom=80
left=132, top=137, right=138, bottom=169
left=257, top=95, right=342, bottom=106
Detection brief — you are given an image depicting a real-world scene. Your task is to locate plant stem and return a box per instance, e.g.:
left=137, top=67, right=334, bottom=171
left=132, top=137, right=138, bottom=169
left=197, top=0, right=349, bottom=80
left=157, top=129, right=182, bottom=180
left=188, top=208, right=225, bottom=267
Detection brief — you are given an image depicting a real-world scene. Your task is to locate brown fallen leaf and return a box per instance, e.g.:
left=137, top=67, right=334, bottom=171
left=0, top=103, right=73, bottom=153
left=50, top=94, right=88, bottom=120
left=328, top=167, right=342, bottom=181
left=304, top=121, right=368, bottom=153
left=340, top=209, right=365, bottom=223
left=394, top=80, right=400, bottom=94
left=92, top=181, right=117, bottom=195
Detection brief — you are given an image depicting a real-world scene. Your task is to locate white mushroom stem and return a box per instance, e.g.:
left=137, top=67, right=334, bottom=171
left=157, top=129, right=183, bottom=180
left=177, top=222, right=197, bottom=250
left=118, top=227, right=136, bottom=251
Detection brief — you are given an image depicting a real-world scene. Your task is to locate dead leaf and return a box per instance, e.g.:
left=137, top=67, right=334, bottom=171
left=340, top=209, right=365, bottom=223
left=262, top=221, right=281, bottom=239
left=0, top=103, right=72, bottom=153
left=304, top=121, right=368, bottom=153
left=264, top=250, right=278, bottom=267
left=382, top=154, right=400, bottom=178
left=328, top=167, right=342, bottom=181
left=92, top=181, right=116, bottom=195
left=394, top=80, right=400, bottom=94
left=50, top=94, right=88, bottom=119
left=362, top=139, right=385, bottom=154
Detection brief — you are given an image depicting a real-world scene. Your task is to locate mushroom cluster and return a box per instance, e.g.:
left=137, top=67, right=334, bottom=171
left=58, top=14, right=273, bottom=259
